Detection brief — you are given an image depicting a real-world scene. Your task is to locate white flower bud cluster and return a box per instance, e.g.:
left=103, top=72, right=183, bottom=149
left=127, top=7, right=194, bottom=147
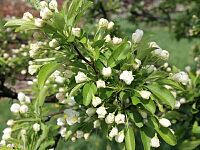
left=23, top=12, right=33, bottom=21
left=133, top=58, right=141, bottom=70
left=99, top=18, right=114, bottom=30
left=1, top=128, right=12, bottom=141
left=132, top=29, right=143, bottom=43
left=149, top=41, right=160, bottom=49
left=10, top=93, right=30, bottom=114
left=72, top=28, right=81, bottom=37
left=152, top=48, right=169, bottom=60
left=120, top=70, right=134, bottom=85
left=28, top=65, right=41, bottom=75
left=33, top=123, right=40, bottom=132
left=159, top=118, right=171, bottom=127
left=112, top=37, right=123, bottom=45
left=49, top=39, right=59, bottom=48
left=109, top=127, right=124, bottom=143
left=96, top=80, right=106, bottom=88
left=102, top=67, right=112, bottom=77
left=75, top=72, right=87, bottom=83
left=172, top=71, right=189, bottom=85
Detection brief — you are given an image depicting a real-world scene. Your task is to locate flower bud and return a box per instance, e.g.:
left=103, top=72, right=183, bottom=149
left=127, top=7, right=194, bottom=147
left=23, top=12, right=33, bottom=21
left=40, top=7, right=53, bottom=20
left=10, top=103, right=20, bottom=113
left=49, top=39, right=59, bottom=48
left=76, top=130, right=84, bottom=139
left=20, top=105, right=29, bottom=114
left=96, top=106, right=107, bottom=119
left=57, top=118, right=65, bottom=126
left=132, top=29, right=143, bottom=43
left=112, top=37, right=122, bottom=45
left=150, top=134, right=160, bottom=148
left=35, top=18, right=44, bottom=27
left=105, top=113, right=115, bottom=124
left=102, top=67, right=112, bottom=77
left=49, top=0, right=58, bottom=11
left=7, top=120, right=14, bottom=126
left=107, top=21, right=114, bottom=30
left=115, top=113, right=125, bottom=124
left=96, top=80, right=106, bottom=88
left=84, top=133, right=90, bottom=140
left=75, top=72, right=87, bottom=83
left=99, top=18, right=109, bottom=28
left=109, top=127, right=118, bottom=138
left=115, top=131, right=124, bottom=143
left=93, top=120, right=100, bottom=128
left=159, top=118, right=171, bottom=127
left=39, top=1, right=48, bottom=8
left=92, top=97, right=102, bottom=107
left=86, top=108, right=96, bottom=117
left=104, top=34, right=111, bottom=43
left=72, top=28, right=81, bottom=37
left=33, top=123, right=40, bottom=132
left=18, top=92, right=26, bottom=103
left=139, top=90, right=151, bottom=100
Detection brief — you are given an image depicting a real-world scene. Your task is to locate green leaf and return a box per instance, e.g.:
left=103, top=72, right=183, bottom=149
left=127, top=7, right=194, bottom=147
left=140, top=99, right=156, bottom=114
left=37, top=87, right=48, bottom=107
left=147, top=83, right=176, bottom=109
left=177, top=140, right=200, bottom=150
left=108, top=42, right=130, bottom=67
left=125, top=126, right=135, bottom=150
left=148, top=117, right=177, bottom=146
left=192, top=122, right=200, bottom=134
left=159, top=79, right=185, bottom=91
left=140, top=130, right=151, bottom=150
left=5, top=19, right=26, bottom=27
left=83, top=82, right=97, bottom=106
left=128, top=112, right=143, bottom=128
left=38, top=62, right=60, bottom=89
left=131, top=96, right=140, bottom=105
left=67, top=83, right=85, bottom=102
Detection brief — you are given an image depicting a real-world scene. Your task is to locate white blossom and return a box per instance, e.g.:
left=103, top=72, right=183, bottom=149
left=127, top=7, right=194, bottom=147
left=20, top=105, right=28, bottom=114
left=150, top=134, right=160, bottom=148
left=18, top=92, right=26, bottom=103
left=133, top=58, right=141, bottom=69
left=160, top=50, right=169, bottom=60
left=7, top=120, right=14, bottom=126
left=49, top=0, right=58, bottom=11
left=107, top=21, right=114, bottom=30
left=59, top=127, right=66, bottom=137
left=196, top=69, right=200, bottom=76
left=172, top=71, right=189, bottom=85
left=84, top=133, right=90, bottom=140
left=3, top=128, right=12, bottom=135
left=115, top=131, right=124, bottom=143
left=10, top=103, right=20, bottom=113
left=75, top=72, right=87, bottom=83
left=120, top=70, right=134, bottom=85
left=102, top=67, right=112, bottom=77
left=93, top=120, right=100, bottom=128
left=64, top=109, right=79, bottom=125
left=55, top=76, right=65, bottom=84
left=105, top=113, right=115, bottom=124
left=40, top=7, right=53, bottom=20
left=35, top=18, right=44, bottom=27
left=115, top=113, right=125, bottom=124
left=166, top=67, right=171, bottom=72
left=96, top=80, right=106, bottom=88
left=33, top=123, right=40, bottom=132
left=163, top=62, right=169, bottom=68
left=109, top=127, right=118, bottom=138
left=104, top=34, right=111, bottom=43
left=159, top=118, right=171, bottom=127
left=49, top=39, right=59, bottom=48
left=99, top=18, right=109, bottom=28
left=2, top=134, right=11, bottom=140
left=139, top=90, right=151, bottom=100
left=23, top=12, right=33, bottom=21
left=39, top=1, right=48, bottom=8
left=180, top=98, right=186, bottom=104
left=72, top=28, right=81, bottom=37
left=92, top=97, right=102, bottom=107
left=57, top=118, right=65, bottom=126
left=112, top=37, right=122, bottom=45
left=185, top=66, right=191, bottom=72
left=96, top=106, right=107, bottom=119
left=0, top=140, right=6, bottom=146
left=28, top=65, right=40, bottom=75
left=76, top=130, right=84, bottom=139
left=175, top=101, right=181, bottom=109
left=132, top=29, right=143, bottom=43
left=86, top=108, right=96, bottom=117
left=149, top=41, right=160, bottom=49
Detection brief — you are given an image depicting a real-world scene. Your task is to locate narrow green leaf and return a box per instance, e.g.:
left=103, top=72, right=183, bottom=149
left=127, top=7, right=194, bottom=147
left=67, top=83, right=85, bottom=102
left=4, top=19, right=26, bottom=27
left=125, top=126, right=135, bottom=150
left=140, top=130, right=151, bottom=150
left=177, top=140, right=200, bottom=150
left=38, top=62, right=60, bottom=89
left=83, top=82, right=97, bottom=106
left=147, top=83, right=176, bottom=109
